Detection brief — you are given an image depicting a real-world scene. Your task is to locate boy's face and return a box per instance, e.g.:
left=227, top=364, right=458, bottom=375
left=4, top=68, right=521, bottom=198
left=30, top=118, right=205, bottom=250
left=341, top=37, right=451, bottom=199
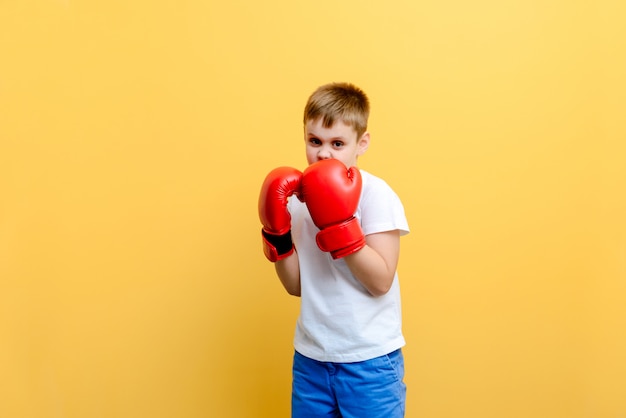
left=304, top=118, right=369, bottom=168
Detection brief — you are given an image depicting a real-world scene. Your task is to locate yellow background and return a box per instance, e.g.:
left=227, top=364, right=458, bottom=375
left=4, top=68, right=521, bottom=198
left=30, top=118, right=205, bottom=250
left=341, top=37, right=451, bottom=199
left=1, top=0, right=624, bottom=417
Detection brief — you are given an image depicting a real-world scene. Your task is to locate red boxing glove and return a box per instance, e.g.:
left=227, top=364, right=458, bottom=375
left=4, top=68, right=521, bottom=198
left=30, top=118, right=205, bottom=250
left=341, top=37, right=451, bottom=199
left=301, top=159, right=365, bottom=259
left=258, top=167, right=302, bottom=262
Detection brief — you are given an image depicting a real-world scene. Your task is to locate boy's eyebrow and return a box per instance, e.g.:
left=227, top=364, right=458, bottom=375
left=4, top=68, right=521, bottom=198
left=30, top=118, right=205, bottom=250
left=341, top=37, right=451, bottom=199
left=306, top=132, right=346, bottom=141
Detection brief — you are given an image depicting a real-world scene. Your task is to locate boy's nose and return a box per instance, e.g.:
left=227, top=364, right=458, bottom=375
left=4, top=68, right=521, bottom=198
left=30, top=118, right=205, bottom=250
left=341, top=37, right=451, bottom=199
left=317, top=147, right=332, bottom=159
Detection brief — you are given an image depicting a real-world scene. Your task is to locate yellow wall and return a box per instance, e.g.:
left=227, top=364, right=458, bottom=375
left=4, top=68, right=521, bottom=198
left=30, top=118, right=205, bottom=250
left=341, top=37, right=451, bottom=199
left=1, top=1, right=624, bottom=417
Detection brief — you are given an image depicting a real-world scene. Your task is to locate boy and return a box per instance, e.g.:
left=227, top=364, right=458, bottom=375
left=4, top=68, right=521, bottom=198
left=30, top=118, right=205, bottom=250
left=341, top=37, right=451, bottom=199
left=258, top=82, right=410, bottom=417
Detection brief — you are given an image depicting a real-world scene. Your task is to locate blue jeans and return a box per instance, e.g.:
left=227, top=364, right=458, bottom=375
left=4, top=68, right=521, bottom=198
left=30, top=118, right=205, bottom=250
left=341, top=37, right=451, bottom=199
left=292, top=349, right=406, bottom=418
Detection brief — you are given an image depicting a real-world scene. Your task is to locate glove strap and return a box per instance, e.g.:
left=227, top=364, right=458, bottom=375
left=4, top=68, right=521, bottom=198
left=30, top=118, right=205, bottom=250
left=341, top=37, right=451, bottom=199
left=262, top=229, right=294, bottom=262
left=316, top=217, right=366, bottom=259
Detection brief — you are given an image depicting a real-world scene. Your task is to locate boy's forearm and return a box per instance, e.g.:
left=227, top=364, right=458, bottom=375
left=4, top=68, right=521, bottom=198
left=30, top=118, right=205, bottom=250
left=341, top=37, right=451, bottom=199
left=275, top=252, right=301, bottom=297
left=345, top=248, right=395, bottom=297
left=344, top=231, right=400, bottom=297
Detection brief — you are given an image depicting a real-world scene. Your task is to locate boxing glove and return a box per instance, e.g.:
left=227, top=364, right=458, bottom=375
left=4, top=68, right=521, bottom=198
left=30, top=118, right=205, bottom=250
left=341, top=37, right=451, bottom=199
left=301, top=159, right=365, bottom=259
left=258, top=166, right=303, bottom=262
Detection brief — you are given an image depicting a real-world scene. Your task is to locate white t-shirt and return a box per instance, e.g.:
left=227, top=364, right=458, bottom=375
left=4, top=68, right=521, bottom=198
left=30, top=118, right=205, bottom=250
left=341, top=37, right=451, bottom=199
left=288, top=170, right=410, bottom=363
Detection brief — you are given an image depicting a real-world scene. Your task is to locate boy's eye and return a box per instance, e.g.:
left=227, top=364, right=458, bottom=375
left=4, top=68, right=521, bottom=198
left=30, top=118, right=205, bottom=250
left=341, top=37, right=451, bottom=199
left=333, top=141, right=344, bottom=148
left=309, top=138, right=321, bottom=145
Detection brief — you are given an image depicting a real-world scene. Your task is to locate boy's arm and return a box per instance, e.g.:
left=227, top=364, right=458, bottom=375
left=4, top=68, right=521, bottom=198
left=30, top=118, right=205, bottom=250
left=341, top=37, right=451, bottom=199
left=300, top=159, right=403, bottom=296
left=344, top=230, right=400, bottom=297
left=258, top=166, right=303, bottom=297
left=275, top=251, right=301, bottom=297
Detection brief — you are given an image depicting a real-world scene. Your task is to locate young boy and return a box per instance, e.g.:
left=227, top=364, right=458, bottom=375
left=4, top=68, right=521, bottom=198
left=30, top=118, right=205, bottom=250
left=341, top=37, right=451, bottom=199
left=258, top=82, right=410, bottom=417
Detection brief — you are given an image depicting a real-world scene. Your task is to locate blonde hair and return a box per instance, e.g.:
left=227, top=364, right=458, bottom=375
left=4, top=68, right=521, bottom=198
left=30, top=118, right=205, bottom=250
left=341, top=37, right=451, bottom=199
left=303, top=82, right=370, bottom=139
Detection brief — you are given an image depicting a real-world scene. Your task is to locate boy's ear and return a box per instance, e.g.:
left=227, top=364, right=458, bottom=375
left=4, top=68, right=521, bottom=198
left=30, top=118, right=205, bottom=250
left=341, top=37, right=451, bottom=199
left=357, top=132, right=370, bottom=156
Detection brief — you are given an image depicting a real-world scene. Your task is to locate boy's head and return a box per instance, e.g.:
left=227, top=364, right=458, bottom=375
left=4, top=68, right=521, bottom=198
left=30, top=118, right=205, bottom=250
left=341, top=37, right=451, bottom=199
left=303, top=83, right=371, bottom=167
left=303, top=82, right=370, bottom=139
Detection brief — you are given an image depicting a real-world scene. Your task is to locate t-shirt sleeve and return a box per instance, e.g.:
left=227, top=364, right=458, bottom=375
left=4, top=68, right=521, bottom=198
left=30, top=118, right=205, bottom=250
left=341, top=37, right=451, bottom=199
left=358, top=175, right=410, bottom=237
